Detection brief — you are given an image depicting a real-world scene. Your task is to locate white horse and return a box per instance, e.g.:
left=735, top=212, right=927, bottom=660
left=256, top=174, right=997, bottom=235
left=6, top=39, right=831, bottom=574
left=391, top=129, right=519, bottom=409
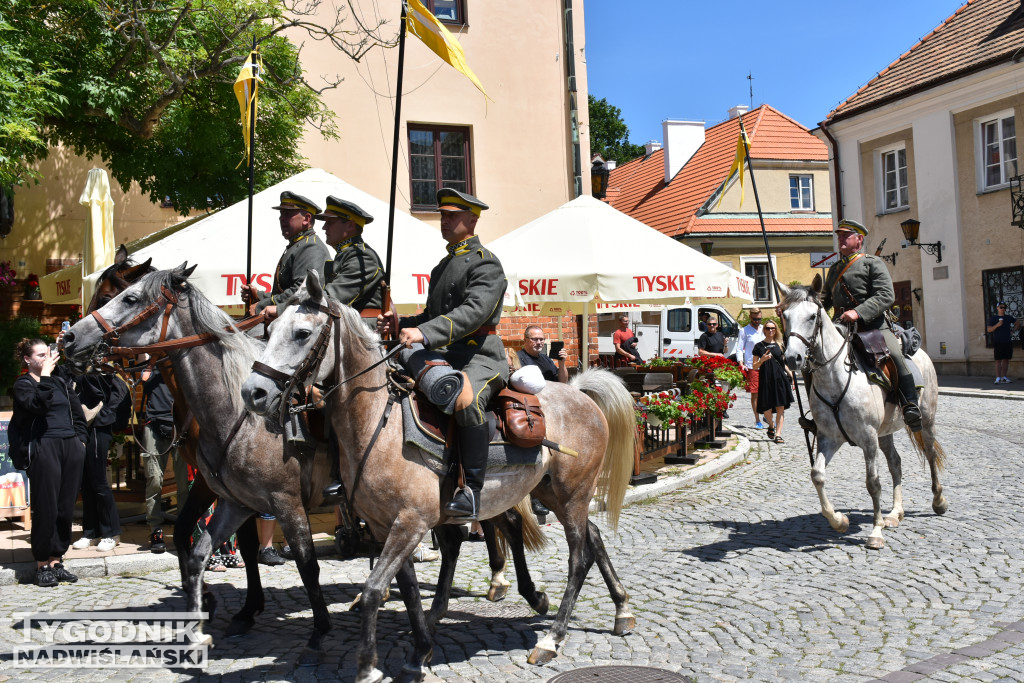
left=780, top=278, right=948, bottom=550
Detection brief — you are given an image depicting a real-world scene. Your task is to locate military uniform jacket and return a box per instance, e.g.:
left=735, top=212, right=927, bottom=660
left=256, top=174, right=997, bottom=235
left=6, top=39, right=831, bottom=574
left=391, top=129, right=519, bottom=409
left=822, top=252, right=894, bottom=331
left=400, top=235, right=508, bottom=380
left=323, top=235, right=384, bottom=311
left=255, top=229, right=331, bottom=312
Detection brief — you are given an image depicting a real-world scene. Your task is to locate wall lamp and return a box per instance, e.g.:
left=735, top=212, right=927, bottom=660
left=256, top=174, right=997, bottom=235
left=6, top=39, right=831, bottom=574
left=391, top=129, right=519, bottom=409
left=900, top=218, right=942, bottom=263
left=1011, top=175, right=1024, bottom=228
left=912, top=287, right=922, bottom=304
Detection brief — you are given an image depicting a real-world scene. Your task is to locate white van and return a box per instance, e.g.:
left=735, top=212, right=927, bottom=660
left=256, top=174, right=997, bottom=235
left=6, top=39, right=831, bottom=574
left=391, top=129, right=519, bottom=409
left=596, top=304, right=740, bottom=362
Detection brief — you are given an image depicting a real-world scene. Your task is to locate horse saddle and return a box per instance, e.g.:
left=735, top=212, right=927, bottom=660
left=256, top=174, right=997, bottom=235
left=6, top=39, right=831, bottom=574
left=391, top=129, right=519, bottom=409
left=401, top=392, right=544, bottom=473
left=851, top=329, right=923, bottom=399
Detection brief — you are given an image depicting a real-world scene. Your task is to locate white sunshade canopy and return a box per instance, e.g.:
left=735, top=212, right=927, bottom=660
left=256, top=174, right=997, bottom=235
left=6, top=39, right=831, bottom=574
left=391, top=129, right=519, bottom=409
left=44, top=168, right=446, bottom=311
left=489, top=195, right=755, bottom=315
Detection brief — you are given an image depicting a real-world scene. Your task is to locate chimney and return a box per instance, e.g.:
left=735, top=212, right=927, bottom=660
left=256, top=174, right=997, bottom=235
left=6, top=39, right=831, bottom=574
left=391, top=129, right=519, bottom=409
left=606, top=160, right=617, bottom=170
left=728, top=104, right=750, bottom=119
left=644, top=140, right=662, bottom=157
left=662, top=119, right=705, bottom=183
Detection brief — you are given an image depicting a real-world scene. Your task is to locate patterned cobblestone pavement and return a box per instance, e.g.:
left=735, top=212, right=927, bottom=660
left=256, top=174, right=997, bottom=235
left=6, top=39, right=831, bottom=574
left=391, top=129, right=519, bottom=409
left=1, top=393, right=1021, bottom=682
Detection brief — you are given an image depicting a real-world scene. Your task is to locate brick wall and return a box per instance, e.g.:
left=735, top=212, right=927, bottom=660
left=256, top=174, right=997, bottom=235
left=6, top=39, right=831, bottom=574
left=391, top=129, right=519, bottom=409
left=498, top=314, right=582, bottom=367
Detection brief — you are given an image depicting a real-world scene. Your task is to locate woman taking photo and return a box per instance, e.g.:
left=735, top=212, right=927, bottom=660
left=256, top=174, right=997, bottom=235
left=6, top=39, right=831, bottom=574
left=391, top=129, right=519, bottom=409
left=12, top=338, right=88, bottom=587
left=751, top=322, right=796, bottom=443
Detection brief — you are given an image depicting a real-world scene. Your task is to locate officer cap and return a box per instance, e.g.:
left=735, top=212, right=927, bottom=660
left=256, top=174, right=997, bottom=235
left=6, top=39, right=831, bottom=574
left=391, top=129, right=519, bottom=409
left=314, top=196, right=374, bottom=227
left=835, top=218, right=868, bottom=236
left=270, top=191, right=320, bottom=215
left=436, top=188, right=488, bottom=217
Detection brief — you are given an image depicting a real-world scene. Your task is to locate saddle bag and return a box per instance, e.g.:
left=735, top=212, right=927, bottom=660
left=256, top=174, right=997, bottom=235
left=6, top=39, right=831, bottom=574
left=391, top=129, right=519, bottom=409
left=495, top=388, right=546, bottom=448
left=852, top=329, right=890, bottom=369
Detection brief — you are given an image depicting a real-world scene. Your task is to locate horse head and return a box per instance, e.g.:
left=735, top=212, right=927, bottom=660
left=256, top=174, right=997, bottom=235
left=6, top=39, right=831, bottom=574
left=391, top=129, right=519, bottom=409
left=64, top=263, right=197, bottom=365
left=87, top=244, right=155, bottom=313
left=241, top=270, right=337, bottom=419
left=780, top=275, right=824, bottom=373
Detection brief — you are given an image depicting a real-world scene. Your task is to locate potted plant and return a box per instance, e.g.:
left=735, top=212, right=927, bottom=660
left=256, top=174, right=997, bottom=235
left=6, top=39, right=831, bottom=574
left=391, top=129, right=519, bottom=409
left=23, top=273, right=41, bottom=300
left=637, top=392, right=684, bottom=429
left=684, top=355, right=745, bottom=391
left=0, top=261, right=16, bottom=288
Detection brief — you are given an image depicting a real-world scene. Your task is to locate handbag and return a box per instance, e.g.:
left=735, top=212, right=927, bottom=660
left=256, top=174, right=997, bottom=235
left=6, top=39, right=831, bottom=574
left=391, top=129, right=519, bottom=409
left=7, top=413, right=35, bottom=471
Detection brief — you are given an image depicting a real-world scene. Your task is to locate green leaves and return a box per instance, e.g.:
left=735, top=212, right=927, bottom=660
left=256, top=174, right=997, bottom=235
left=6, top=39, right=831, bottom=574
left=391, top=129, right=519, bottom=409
left=589, top=94, right=645, bottom=166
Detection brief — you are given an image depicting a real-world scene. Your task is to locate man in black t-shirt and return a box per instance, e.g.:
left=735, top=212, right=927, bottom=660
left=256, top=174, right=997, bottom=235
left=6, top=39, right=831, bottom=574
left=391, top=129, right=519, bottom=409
left=697, top=319, right=726, bottom=357
left=516, top=325, right=568, bottom=383
left=987, top=301, right=1021, bottom=383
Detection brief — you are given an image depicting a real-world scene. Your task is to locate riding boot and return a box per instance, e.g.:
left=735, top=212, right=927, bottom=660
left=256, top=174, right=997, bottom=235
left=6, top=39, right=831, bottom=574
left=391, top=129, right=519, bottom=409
left=897, top=372, right=923, bottom=433
left=321, top=432, right=344, bottom=505
left=444, top=423, right=490, bottom=520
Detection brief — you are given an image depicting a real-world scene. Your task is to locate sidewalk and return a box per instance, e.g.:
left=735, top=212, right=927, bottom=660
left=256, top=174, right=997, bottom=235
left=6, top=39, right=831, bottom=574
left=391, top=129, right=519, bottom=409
left=0, top=373, right=1017, bottom=585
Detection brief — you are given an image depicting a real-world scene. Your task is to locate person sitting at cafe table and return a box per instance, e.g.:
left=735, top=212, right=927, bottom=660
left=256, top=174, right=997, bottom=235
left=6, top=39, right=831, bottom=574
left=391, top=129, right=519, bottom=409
left=613, top=315, right=642, bottom=365
left=697, top=318, right=726, bottom=357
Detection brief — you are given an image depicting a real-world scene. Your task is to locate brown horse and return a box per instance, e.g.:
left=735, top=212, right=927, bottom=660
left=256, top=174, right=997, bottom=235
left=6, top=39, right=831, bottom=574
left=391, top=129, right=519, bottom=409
left=241, top=272, right=637, bottom=683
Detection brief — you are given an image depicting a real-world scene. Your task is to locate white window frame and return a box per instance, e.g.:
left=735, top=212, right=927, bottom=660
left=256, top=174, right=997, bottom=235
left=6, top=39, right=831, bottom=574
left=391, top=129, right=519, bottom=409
left=739, top=255, right=779, bottom=307
left=789, top=174, right=814, bottom=210
left=974, top=109, right=1018, bottom=192
left=874, top=142, right=909, bottom=214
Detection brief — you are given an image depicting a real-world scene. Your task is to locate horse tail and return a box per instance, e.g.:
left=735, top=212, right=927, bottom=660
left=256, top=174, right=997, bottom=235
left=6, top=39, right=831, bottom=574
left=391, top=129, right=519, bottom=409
left=492, top=497, right=549, bottom=558
left=905, top=427, right=947, bottom=472
left=571, top=368, right=636, bottom=531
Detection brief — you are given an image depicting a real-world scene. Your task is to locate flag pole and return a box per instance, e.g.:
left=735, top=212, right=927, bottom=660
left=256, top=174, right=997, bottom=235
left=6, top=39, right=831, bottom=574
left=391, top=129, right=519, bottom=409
left=385, top=3, right=408, bottom=287
left=245, top=37, right=258, bottom=288
left=737, top=115, right=814, bottom=462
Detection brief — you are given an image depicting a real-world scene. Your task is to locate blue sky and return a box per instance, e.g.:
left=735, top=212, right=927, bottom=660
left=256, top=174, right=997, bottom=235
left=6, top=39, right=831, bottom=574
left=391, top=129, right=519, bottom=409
left=584, top=1, right=968, bottom=142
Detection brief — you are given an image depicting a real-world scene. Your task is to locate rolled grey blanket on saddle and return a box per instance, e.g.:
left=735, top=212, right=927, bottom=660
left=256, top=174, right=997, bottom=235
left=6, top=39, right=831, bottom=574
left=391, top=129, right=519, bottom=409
left=398, top=343, right=464, bottom=414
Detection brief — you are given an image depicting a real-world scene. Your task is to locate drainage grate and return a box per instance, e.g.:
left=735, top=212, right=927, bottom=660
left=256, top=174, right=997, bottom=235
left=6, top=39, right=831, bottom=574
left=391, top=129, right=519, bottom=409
left=444, top=600, right=535, bottom=622
left=548, top=666, right=693, bottom=683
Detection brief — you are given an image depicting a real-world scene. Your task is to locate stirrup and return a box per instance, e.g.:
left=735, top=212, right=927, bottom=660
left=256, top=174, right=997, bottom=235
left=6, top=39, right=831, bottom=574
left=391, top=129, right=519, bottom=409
left=444, top=488, right=478, bottom=520
left=321, top=480, right=344, bottom=505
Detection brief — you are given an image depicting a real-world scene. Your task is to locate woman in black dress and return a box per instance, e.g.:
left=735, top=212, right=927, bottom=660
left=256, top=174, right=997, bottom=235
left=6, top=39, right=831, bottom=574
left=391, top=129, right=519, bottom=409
left=752, top=322, right=796, bottom=443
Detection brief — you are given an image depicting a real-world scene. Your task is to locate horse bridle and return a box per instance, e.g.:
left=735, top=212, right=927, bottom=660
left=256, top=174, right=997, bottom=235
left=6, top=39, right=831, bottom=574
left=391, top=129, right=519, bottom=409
left=250, top=299, right=343, bottom=427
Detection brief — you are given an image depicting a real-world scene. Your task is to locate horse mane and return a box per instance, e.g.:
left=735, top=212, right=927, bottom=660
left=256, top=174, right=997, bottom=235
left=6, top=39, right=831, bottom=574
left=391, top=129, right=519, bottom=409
left=313, top=294, right=381, bottom=353
left=139, top=270, right=263, bottom=399
left=780, top=284, right=820, bottom=309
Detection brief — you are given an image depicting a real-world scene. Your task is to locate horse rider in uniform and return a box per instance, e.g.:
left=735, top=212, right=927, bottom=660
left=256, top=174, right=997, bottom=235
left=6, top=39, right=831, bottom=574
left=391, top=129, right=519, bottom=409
left=379, top=188, right=508, bottom=520
left=242, top=191, right=331, bottom=320
left=315, top=195, right=386, bottom=503
left=822, top=218, right=922, bottom=432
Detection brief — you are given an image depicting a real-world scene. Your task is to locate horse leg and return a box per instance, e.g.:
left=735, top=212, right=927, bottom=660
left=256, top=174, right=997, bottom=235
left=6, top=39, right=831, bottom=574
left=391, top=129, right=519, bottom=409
left=188, top=500, right=256, bottom=646
left=225, top=516, right=264, bottom=637
left=528, top=507, right=595, bottom=666
left=921, top=423, right=948, bottom=515
left=394, top=558, right=434, bottom=682
left=174, top=474, right=215, bottom=617
left=427, top=525, right=463, bottom=630
left=274, top=503, right=332, bottom=653
left=480, top=519, right=510, bottom=602
left=862, top=439, right=886, bottom=550
left=355, top=519, right=429, bottom=683
left=489, top=511, right=549, bottom=615
left=877, top=434, right=904, bottom=527
left=811, top=437, right=849, bottom=533
left=586, top=519, right=633, bottom=635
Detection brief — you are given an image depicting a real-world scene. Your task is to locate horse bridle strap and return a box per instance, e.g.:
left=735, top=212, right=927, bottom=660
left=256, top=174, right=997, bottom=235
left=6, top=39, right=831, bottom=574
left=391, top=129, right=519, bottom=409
left=104, top=310, right=268, bottom=358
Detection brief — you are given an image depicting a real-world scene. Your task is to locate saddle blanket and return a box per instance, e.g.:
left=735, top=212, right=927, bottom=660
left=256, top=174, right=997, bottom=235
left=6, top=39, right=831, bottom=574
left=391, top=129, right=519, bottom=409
left=401, top=396, right=541, bottom=472
left=854, top=352, right=923, bottom=395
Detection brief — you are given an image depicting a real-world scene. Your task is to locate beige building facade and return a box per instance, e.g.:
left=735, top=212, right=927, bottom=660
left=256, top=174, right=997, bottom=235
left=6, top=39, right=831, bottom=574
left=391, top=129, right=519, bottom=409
left=821, top=0, right=1024, bottom=377
left=3, top=1, right=589, bottom=285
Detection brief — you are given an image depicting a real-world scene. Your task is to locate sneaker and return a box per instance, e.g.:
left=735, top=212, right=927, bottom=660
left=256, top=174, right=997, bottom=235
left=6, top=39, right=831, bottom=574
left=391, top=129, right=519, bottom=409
left=1004, top=377, right=1013, bottom=383
left=258, top=547, right=286, bottom=566
left=412, top=544, right=439, bottom=562
left=995, top=377, right=1003, bottom=384
left=52, top=562, right=78, bottom=583
left=280, top=545, right=294, bottom=560
left=71, top=537, right=95, bottom=550
left=149, top=529, right=166, bottom=554
left=96, top=538, right=119, bottom=552
left=754, top=421, right=767, bottom=429
left=35, top=565, right=58, bottom=588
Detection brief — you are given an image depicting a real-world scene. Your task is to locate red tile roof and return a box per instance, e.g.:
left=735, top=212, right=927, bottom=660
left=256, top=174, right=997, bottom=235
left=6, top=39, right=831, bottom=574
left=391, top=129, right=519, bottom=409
left=827, top=0, right=1024, bottom=122
left=689, top=216, right=834, bottom=235
left=606, top=105, right=828, bottom=237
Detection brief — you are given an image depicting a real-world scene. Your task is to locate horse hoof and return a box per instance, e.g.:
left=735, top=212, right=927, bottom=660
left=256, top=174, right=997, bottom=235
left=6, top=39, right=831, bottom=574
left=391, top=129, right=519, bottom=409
left=225, top=618, right=254, bottom=638
left=883, top=516, right=900, bottom=528
left=532, top=592, right=550, bottom=616
left=399, top=662, right=428, bottom=682
left=487, top=584, right=508, bottom=602
left=297, top=646, right=323, bottom=668
left=355, top=668, right=384, bottom=683
left=933, top=498, right=949, bottom=515
left=193, top=631, right=214, bottom=648
left=527, top=645, right=557, bottom=665
left=613, top=615, right=636, bottom=635
left=836, top=514, right=850, bottom=534
left=865, top=536, right=885, bottom=550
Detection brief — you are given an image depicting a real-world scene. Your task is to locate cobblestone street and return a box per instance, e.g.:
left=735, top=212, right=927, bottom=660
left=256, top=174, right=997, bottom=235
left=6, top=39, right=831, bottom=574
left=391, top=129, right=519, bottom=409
left=2, top=393, right=1023, bottom=682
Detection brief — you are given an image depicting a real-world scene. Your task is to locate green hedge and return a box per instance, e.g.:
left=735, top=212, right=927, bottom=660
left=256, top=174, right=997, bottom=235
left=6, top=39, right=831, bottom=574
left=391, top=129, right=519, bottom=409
left=1, top=317, right=43, bottom=396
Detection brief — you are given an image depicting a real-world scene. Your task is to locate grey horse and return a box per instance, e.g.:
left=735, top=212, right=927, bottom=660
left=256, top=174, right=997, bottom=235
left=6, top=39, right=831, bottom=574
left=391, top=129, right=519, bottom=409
left=780, top=278, right=948, bottom=550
